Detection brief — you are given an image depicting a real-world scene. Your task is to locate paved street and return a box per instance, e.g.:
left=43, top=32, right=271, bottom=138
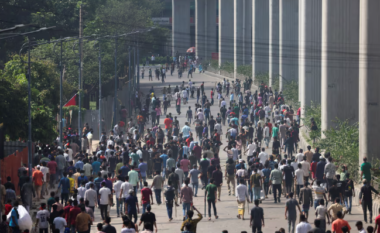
left=90, top=69, right=365, bottom=233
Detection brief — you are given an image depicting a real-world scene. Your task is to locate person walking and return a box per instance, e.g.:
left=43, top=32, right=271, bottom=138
left=98, top=181, right=112, bottom=220
left=250, top=199, right=265, bottom=233
left=299, top=182, right=313, bottom=222
left=164, top=180, right=175, bottom=221
left=250, top=168, right=262, bottom=202
left=139, top=204, right=157, bottom=233
left=344, top=173, right=355, bottom=214
left=285, top=192, right=301, bottom=233
left=141, top=182, right=153, bottom=214
left=189, top=165, right=201, bottom=197
left=315, top=199, right=330, bottom=232
left=236, top=179, right=250, bottom=220
left=360, top=179, right=379, bottom=223
left=180, top=178, right=194, bottom=221
left=212, top=165, right=223, bottom=201
left=205, top=178, right=219, bottom=220
left=295, top=214, right=312, bottom=233
left=84, top=183, right=97, bottom=212
left=270, top=163, right=283, bottom=203
left=151, top=171, right=164, bottom=205
left=225, top=158, right=236, bottom=196
left=35, top=203, right=50, bottom=233
left=75, top=206, right=92, bottom=233
left=331, top=211, right=351, bottom=233
left=125, top=189, right=139, bottom=224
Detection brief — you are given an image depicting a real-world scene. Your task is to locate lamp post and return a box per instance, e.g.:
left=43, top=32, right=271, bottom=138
left=98, top=41, right=102, bottom=140
left=113, top=34, right=118, bottom=128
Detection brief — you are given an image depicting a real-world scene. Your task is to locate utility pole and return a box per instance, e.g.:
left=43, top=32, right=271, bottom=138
left=27, top=37, right=32, bottom=179
left=78, top=4, right=83, bottom=138
left=128, top=46, right=131, bottom=115
left=98, top=41, right=102, bottom=140
left=79, top=4, right=84, bottom=89
left=59, top=39, right=63, bottom=147
left=113, top=34, right=118, bottom=128
left=137, top=37, right=140, bottom=91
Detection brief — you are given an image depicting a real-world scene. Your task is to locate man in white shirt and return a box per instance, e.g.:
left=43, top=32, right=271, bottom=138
left=300, top=157, right=310, bottom=183
left=53, top=211, right=67, bottom=233
left=40, top=162, right=50, bottom=198
left=36, top=203, right=50, bottom=232
left=113, top=176, right=124, bottom=217
left=181, top=122, right=192, bottom=139
left=295, top=214, right=312, bottom=233
left=84, top=183, right=98, bottom=210
left=175, top=164, right=185, bottom=188
left=245, top=140, right=257, bottom=158
left=107, top=137, right=115, bottom=148
left=98, top=182, right=112, bottom=220
left=77, top=182, right=87, bottom=199
left=67, top=147, right=73, bottom=162
left=235, top=179, right=250, bottom=220
left=197, top=110, right=204, bottom=121
left=181, top=89, right=188, bottom=104
left=258, top=148, right=269, bottom=165
left=221, top=99, right=227, bottom=108
left=120, top=176, right=132, bottom=209
left=296, top=149, right=304, bottom=163
left=295, top=163, right=305, bottom=198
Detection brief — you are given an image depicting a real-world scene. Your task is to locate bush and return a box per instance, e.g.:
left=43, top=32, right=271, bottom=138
left=237, top=65, right=252, bottom=78
left=303, top=102, right=322, bottom=141
left=317, top=119, right=359, bottom=182
left=220, top=61, right=234, bottom=73
left=282, top=80, right=300, bottom=109
left=210, top=59, right=219, bottom=70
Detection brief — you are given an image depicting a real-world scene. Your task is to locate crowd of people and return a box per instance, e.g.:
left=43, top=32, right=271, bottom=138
left=1, top=71, right=379, bottom=233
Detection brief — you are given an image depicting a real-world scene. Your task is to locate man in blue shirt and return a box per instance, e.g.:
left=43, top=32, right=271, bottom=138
left=75, top=158, right=84, bottom=170
left=92, top=157, right=101, bottom=176
left=316, top=157, right=326, bottom=183
left=204, top=107, right=210, bottom=122
left=57, top=172, right=70, bottom=204
left=160, top=152, right=169, bottom=179
left=77, top=171, right=88, bottom=186
left=138, top=158, right=147, bottom=189
left=9, top=201, right=20, bottom=232
left=120, top=162, right=130, bottom=178
left=262, top=163, right=271, bottom=198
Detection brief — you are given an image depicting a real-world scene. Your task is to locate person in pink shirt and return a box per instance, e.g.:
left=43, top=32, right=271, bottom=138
left=155, top=107, right=162, bottom=125
left=180, top=155, right=191, bottom=177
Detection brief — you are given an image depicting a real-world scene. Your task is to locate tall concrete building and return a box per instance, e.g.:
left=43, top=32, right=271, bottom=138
left=321, top=0, right=359, bottom=134
left=279, top=0, right=298, bottom=91
left=195, top=0, right=217, bottom=60
left=298, top=0, right=322, bottom=121
left=269, top=0, right=279, bottom=87
left=252, top=0, right=269, bottom=80
left=359, top=0, right=380, bottom=162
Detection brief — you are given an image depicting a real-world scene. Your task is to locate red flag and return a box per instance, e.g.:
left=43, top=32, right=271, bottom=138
left=64, top=94, right=77, bottom=107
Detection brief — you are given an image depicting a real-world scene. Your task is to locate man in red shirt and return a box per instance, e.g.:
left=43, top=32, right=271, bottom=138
left=68, top=200, right=81, bottom=233
left=4, top=200, right=12, bottom=215
left=140, top=182, right=153, bottom=214
left=63, top=199, right=73, bottom=222
left=163, top=115, right=173, bottom=132
left=33, top=165, right=44, bottom=201
left=186, top=137, right=192, bottom=147
left=47, top=157, right=58, bottom=189
left=310, top=161, right=318, bottom=180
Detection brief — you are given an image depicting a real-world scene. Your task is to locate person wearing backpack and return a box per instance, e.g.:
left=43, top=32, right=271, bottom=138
left=164, top=180, right=175, bottom=221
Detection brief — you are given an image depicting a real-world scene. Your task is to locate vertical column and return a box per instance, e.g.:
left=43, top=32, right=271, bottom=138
left=195, top=0, right=206, bottom=59
left=206, top=0, right=217, bottom=60
left=269, top=0, right=279, bottom=87
left=218, top=0, right=234, bottom=67
left=234, top=0, right=244, bottom=79
left=279, top=0, right=298, bottom=91
left=252, top=0, right=269, bottom=80
left=359, top=0, right=380, bottom=162
left=172, top=0, right=190, bottom=57
left=298, top=0, right=322, bottom=123
left=321, top=0, right=359, bottom=134
left=243, top=0, right=252, bottom=65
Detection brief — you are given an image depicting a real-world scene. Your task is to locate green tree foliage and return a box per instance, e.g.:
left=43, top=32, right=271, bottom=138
left=282, top=81, right=299, bottom=109
left=317, top=120, right=359, bottom=181
left=0, top=55, right=68, bottom=142
left=303, top=102, right=322, bottom=141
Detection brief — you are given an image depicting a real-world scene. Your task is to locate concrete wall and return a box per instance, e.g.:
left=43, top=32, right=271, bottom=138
left=234, top=0, right=244, bottom=79
left=219, top=0, right=234, bottom=67
left=196, top=0, right=217, bottom=60
left=359, top=0, right=380, bottom=162
left=252, top=0, right=269, bottom=80
left=298, top=0, right=322, bottom=122
left=321, top=0, right=359, bottom=134
left=269, top=0, right=279, bottom=87
left=279, top=0, right=298, bottom=91
left=172, top=0, right=190, bottom=56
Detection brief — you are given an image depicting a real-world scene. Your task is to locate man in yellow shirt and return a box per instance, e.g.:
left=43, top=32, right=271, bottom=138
left=327, top=198, right=346, bottom=221
left=73, top=168, right=81, bottom=189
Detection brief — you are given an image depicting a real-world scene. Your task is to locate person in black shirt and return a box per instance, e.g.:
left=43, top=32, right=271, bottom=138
left=359, top=179, right=379, bottom=223
left=152, top=154, right=163, bottom=173
left=272, top=136, right=281, bottom=155
left=344, top=173, right=355, bottom=214
left=312, top=147, right=321, bottom=163
left=207, top=160, right=216, bottom=180
left=200, top=154, right=210, bottom=188
left=108, top=154, right=117, bottom=178
left=328, top=180, right=342, bottom=202
left=164, top=181, right=175, bottom=221
left=282, top=160, right=294, bottom=196
left=102, top=217, right=117, bottom=233
left=139, top=204, right=157, bottom=231
left=4, top=176, right=15, bottom=191
left=208, top=116, right=216, bottom=135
